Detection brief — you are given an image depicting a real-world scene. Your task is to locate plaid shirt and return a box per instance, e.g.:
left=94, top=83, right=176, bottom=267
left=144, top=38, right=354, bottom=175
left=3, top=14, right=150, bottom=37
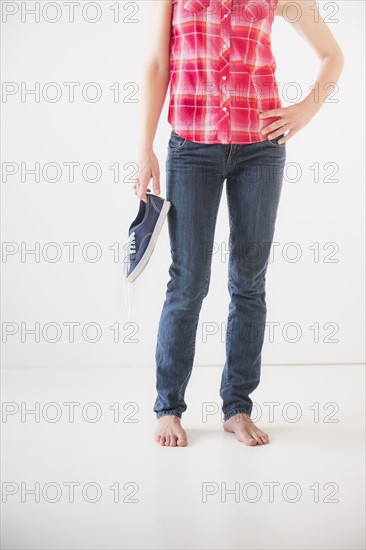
left=167, top=0, right=282, bottom=144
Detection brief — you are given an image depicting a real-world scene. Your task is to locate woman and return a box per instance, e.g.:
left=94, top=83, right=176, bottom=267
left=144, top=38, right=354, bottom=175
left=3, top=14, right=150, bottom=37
left=134, top=0, right=344, bottom=447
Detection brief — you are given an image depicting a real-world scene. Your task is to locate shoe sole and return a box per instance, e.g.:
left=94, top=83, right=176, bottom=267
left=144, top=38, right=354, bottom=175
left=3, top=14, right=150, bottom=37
left=126, top=200, right=171, bottom=283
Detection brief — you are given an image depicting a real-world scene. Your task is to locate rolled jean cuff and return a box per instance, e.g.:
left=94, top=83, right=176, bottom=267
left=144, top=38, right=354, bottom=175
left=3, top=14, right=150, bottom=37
left=156, top=410, right=183, bottom=420
left=223, top=408, right=251, bottom=422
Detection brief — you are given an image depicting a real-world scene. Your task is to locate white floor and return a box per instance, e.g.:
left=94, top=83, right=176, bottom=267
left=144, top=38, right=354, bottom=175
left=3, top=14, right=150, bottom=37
left=1, top=364, right=365, bottom=550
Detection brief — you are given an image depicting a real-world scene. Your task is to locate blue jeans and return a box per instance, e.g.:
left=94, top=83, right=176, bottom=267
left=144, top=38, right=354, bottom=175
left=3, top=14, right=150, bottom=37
left=154, top=130, right=287, bottom=422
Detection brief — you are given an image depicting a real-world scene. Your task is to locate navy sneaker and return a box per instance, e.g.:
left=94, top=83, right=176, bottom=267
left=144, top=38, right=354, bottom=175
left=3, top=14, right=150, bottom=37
left=123, top=192, right=171, bottom=315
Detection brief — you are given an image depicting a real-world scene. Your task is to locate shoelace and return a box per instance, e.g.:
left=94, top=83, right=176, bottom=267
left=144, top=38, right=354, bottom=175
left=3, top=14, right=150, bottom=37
left=122, top=230, right=136, bottom=320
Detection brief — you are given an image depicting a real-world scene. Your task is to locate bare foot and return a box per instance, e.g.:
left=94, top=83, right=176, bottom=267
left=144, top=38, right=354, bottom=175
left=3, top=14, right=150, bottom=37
left=154, top=415, right=188, bottom=447
left=223, top=413, right=269, bottom=446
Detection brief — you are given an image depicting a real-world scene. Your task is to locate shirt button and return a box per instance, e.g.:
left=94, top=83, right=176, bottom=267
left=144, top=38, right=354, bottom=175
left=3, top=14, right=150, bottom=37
left=222, top=107, right=227, bottom=111
left=222, top=75, right=227, bottom=80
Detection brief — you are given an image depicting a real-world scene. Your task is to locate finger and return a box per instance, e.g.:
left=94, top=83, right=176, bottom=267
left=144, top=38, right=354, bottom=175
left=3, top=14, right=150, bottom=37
left=267, top=129, right=286, bottom=140
left=277, top=128, right=293, bottom=144
left=154, top=175, right=161, bottom=195
left=277, top=135, right=289, bottom=145
left=141, top=192, right=148, bottom=203
left=259, top=109, right=282, bottom=119
left=261, top=124, right=286, bottom=138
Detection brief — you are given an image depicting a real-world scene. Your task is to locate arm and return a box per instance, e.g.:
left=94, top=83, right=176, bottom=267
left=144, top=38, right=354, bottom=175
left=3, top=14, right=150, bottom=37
left=135, top=0, right=172, bottom=202
left=260, top=0, right=345, bottom=143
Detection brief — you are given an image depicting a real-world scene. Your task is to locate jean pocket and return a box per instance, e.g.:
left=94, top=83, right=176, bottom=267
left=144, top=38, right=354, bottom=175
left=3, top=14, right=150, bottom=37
left=168, top=130, right=188, bottom=151
left=266, top=133, right=286, bottom=147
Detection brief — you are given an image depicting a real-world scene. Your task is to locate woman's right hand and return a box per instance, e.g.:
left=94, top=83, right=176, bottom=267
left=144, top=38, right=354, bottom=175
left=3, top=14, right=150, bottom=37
left=134, top=148, right=160, bottom=203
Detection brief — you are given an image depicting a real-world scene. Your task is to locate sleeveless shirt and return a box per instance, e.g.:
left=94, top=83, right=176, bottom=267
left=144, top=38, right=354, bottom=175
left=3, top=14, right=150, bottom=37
left=167, top=0, right=282, bottom=144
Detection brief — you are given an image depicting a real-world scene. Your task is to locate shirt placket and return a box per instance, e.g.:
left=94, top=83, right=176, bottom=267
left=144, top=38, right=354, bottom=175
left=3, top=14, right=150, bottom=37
left=217, top=0, right=232, bottom=143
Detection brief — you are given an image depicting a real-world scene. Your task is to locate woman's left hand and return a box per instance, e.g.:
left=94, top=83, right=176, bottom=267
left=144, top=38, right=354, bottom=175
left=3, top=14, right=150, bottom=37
left=259, top=100, right=318, bottom=144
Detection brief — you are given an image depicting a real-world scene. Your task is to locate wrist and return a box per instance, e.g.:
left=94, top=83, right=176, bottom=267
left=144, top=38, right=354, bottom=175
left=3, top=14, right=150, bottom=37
left=301, top=95, right=322, bottom=116
left=137, top=144, right=153, bottom=154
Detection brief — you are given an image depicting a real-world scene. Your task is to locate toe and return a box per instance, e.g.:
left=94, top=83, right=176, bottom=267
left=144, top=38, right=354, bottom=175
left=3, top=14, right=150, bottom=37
left=170, top=436, right=177, bottom=447
left=252, top=433, right=263, bottom=445
left=159, top=436, right=166, bottom=446
left=165, top=435, right=171, bottom=446
left=237, top=432, right=257, bottom=445
left=177, top=432, right=188, bottom=446
left=244, top=437, right=258, bottom=446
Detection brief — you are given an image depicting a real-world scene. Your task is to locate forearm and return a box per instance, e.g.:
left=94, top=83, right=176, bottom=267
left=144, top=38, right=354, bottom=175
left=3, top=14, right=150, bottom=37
left=302, top=51, right=345, bottom=115
left=137, top=61, right=170, bottom=153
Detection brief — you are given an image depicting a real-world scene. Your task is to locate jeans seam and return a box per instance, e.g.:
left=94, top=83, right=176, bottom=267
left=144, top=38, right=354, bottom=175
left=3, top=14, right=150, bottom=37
left=201, top=178, right=224, bottom=299
left=156, top=410, right=183, bottom=419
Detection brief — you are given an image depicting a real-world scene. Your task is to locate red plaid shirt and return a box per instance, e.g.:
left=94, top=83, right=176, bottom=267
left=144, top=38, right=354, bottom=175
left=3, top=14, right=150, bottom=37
left=167, top=0, right=282, bottom=144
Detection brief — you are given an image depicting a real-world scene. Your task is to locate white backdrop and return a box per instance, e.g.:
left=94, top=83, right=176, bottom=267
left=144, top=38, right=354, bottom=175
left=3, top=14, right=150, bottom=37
left=1, top=0, right=364, bottom=368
